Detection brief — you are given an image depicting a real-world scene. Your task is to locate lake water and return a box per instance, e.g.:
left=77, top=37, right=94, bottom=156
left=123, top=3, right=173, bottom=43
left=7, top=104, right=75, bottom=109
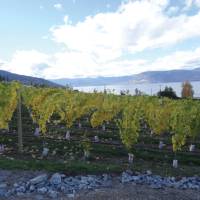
left=75, top=81, right=200, bottom=97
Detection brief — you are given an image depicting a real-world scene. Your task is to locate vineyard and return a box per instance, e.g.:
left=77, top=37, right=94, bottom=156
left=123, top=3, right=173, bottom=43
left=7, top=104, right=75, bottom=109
left=1, top=81, right=200, bottom=175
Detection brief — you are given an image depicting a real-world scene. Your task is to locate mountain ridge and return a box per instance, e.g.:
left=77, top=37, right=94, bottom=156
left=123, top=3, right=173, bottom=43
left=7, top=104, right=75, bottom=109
left=1, top=68, right=200, bottom=88
left=51, top=68, right=200, bottom=87
left=0, top=70, right=60, bottom=87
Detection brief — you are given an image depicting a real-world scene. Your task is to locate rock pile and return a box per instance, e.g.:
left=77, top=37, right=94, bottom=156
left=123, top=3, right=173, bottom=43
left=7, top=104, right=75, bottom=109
left=0, top=173, right=112, bottom=198
left=121, top=170, right=200, bottom=190
left=1, top=171, right=200, bottom=198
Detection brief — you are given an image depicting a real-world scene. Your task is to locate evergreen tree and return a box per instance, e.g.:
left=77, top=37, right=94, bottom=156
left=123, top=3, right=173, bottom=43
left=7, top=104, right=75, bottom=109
left=157, top=86, right=177, bottom=99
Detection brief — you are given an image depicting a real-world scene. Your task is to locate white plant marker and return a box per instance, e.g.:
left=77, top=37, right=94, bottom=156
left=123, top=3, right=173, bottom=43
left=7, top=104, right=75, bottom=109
left=65, top=130, right=71, bottom=140
left=102, top=124, right=106, bottom=131
left=94, top=136, right=99, bottom=142
left=78, top=122, right=82, bottom=129
left=0, top=144, right=5, bottom=153
left=52, top=149, right=57, bottom=156
left=34, top=128, right=40, bottom=137
left=158, top=141, right=165, bottom=149
left=189, top=144, right=195, bottom=152
left=173, top=159, right=178, bottom=168
left=84, top=150, right=90, bottom=159
left=42, top=147, right=49, bottom=157
left=128, top=153, right=134, bottom=164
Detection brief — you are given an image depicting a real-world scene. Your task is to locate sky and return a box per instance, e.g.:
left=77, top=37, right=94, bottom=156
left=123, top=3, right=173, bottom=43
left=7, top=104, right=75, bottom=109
left=0, top=0, right=200, bottom=79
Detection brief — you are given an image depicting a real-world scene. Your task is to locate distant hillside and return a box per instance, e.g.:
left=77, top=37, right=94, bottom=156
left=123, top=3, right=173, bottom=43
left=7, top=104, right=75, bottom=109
left=51, top=68, right=200, bottom=87
left=132, top=68, right=200, bottom=83
left=0, top=70, right=60, bottom=87
left=52, top=76, right=132, bottom=87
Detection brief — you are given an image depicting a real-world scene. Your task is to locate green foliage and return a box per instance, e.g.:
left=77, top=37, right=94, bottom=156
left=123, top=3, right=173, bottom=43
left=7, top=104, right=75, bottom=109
left=117, top=98, right=142, bottom=151
left=1, top=81, right=200, bottom=155
left=0, top=82, right=20, bottom=129
left=145, top=97, right=173, bottom=135
left=157, top=86, right=177, bottom=99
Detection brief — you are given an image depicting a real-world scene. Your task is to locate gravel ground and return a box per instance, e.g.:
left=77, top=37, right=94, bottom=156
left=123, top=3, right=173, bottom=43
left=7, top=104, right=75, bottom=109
left=1, top=170, right=200, bottom=200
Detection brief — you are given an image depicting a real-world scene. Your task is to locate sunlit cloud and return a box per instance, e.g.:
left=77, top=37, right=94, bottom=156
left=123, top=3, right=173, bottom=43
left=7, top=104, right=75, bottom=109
left=1, top=0, right=200, bottom=79
left=54, top=3, right=63, bottom=11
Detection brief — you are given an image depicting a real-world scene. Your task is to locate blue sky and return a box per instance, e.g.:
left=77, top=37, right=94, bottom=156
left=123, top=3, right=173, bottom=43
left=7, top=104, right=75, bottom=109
left=0, top=0, right=121, bottom=60
left=0, top=0, right=200, bottom=79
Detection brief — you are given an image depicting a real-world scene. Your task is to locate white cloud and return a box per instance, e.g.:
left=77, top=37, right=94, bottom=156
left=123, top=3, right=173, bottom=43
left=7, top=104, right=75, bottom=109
left=0, top=59, right=6, bottom=68
left=149, top=48, right=200, bottom=71
left=63, top=16, right=72, bottom=24
left=2, top=47, right=200, bottom=79
left=167, top=6, right=179, bottom=15
left=183, top=0, right=200, bottom=10
left=196, top=0, right=200, bottom=7
left=1, top=50, right=51, bottom=78
left=51, top=0, right=200, bottom=63
left=1, top=0, right=200, bottom=79
left=54, top=3, right=63, bottom=11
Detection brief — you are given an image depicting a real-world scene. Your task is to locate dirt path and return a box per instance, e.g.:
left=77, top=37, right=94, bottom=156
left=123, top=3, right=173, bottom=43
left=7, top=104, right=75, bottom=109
left=4, top=183, right=200, bottom=200
left=76, top=183, right=200, bottom=200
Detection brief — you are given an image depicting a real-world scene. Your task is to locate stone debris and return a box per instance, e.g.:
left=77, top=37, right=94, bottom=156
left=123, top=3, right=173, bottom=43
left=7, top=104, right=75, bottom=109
left=1, top=171, right=200, bottom=198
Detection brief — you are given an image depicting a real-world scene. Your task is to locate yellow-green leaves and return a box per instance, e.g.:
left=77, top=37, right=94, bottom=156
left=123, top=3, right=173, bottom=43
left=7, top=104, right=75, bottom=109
left=0, top=82, right=20, bottom=129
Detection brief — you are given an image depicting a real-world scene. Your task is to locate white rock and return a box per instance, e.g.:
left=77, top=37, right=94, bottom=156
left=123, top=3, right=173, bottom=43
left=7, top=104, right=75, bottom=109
left=50, top=173, right=62, bottom=185
left=146, top=170, right=152, bottom=175
left=0, top=183, right=7, bottom=189
left=37, top=187, right=48, bottom=194
left=29, top=174, right=48, bottom=185
left=48, top=190, right=58, bottom=198
left=29, top=185, right=35, bottom=192
left=67, top=189, right=76, bottom=198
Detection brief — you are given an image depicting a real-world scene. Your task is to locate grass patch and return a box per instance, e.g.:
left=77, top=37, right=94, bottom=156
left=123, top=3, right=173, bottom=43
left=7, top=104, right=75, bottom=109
left=0, top=157, right=122, bottom=174
left=0, top=156, right=200, bottom=177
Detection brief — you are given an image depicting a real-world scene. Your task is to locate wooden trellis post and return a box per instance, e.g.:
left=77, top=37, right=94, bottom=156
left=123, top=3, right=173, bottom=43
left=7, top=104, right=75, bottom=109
left=17, top=89, right=23, bottom=153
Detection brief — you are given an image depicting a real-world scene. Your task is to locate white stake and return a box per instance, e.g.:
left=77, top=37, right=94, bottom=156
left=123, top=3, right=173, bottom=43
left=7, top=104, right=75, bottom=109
left=94, top=136, right=99, bottom=142
left=189, top=144, right=195, bottom=152
left=172, top=159, right=178, bottom=168
left=34, top=128, right=40, bottom=137
left=128, top=153, right=134, bottom=164
left=42, top=147, right=49, bottom=157
left=65, top=130, right=71, bottom=140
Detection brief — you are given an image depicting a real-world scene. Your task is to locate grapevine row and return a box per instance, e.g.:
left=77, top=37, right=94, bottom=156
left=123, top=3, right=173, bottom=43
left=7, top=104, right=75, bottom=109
left=1, top=82, right=200, bottom=164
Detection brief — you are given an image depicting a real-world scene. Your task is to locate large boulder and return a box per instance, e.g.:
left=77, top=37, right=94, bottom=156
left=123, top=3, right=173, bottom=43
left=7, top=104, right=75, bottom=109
left=50, top=173, right=62, bottom=185
left=29, top=174, right=48, bottom=185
